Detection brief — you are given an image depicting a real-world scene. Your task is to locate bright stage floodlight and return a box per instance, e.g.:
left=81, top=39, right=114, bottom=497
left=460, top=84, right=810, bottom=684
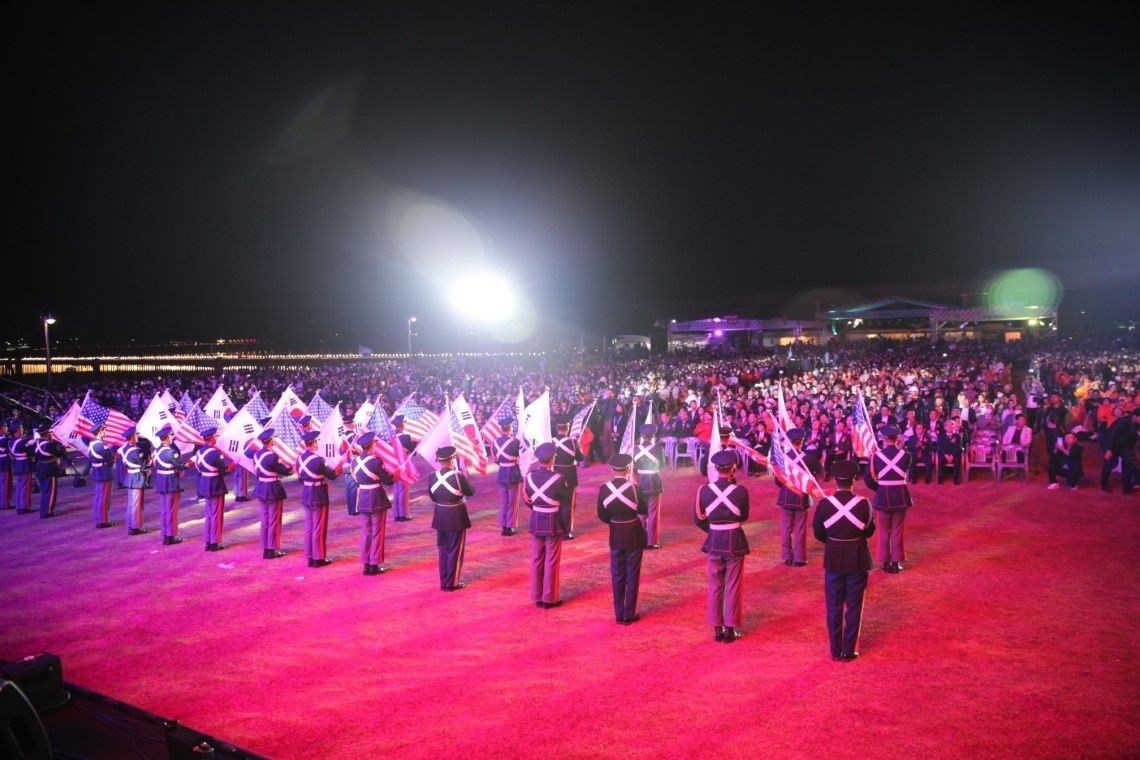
left=450, top=273, right=514, bottom=321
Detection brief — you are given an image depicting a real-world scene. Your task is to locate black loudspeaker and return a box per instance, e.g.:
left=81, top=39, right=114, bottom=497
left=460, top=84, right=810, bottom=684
left=0, top=679, right=51, bottom=760
left=0, top=655, right=68, bottom=714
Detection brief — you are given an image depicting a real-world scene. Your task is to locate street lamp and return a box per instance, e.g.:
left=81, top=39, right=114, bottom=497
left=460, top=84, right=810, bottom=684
left=407, top=316, right=417, bottom=354
left=42, top=314, right=56, bottom=397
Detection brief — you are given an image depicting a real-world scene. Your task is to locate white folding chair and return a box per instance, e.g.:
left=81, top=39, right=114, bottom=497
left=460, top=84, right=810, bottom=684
left=996, top=442, right=1030, bottom=483
left=673, top=437, right=700, bottom=469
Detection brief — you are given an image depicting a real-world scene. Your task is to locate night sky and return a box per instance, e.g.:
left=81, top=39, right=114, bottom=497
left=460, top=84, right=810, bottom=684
left=11, top=5, right=1139, bottom=352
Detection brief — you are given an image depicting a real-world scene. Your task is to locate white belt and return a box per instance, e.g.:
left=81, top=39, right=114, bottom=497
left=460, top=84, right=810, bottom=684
left=877, top=480, right=906, bottom=485
left=434, top=500, right=466, bottom=507
left=258, top=477, right=279, bottom=482
left=358, top=483, right=381, bottom=490
left=710, top=522, right=741, bottom=530
left=829, top=536, right=861, bottom=542
left=200, top=473, right=219, bottom=477
left=304, top=479, right=325, bottom=486
left=636, top=469, right=658, bottom=475
left=532, top=505, right=559, bottom=513
left=610, top=517, right=639, bottom=524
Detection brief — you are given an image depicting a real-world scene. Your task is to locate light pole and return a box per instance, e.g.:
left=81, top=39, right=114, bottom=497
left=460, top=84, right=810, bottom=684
left=407, top=316, right=417, bottom=354
left=42, top=314, right=56, bottom=398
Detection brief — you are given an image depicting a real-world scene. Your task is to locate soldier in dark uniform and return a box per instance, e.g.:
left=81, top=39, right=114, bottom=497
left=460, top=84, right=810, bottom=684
left=251, top=428, right=292, bottom=559
left=120, top=427, right=151, bottom=535
left=35, top=423, right=72, bottom=519
left=493, top=419, right=523, bottom=536
left=870, top=425, right=913, bottom=573
left=428, top=446, right=475, bottom=591
left=296, top=430, right=339, bottom=567
left=11, top=423, right=34, bottom=514
left=390, top=415, right=417, bottom=522
left=353, top=431, right=396, bottom=575
left=633, top=423, right=665, bottom=549
left=87, top=424, right=116, bottom=528
left=597, top=453, right=648, bottom=624
left=152, top=424, right=186, bottom=545
left=812, top=459, right=876, bottom=662
left=0, top=420, right=12, bottom=509
left=191, top=427, right=231, bottom=551
left=551, top=416, right=585, bottom=538
left=695, top=449, right=751, bottom=643
left=777, top=428, right=813, bottom=567
left=524, top=442, right=570, bottom=608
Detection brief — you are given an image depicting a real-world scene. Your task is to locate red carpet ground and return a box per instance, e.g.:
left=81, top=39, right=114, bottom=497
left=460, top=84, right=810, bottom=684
left=1, top=451, right=1136, bottom=759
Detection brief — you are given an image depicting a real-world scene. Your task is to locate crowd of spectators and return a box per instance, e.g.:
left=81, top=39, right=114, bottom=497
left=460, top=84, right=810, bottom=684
left=3, top=332, right=1137, bottom=488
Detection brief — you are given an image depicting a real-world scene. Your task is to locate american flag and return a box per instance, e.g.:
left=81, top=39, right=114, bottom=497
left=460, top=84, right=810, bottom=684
left=393, top=397, right=439, bottom=443
left=569, top=401, right=595, bottom=441
left=480, top=397, right=514, bottom=444
left=307, top=393, right=334, bottom=427
left=174, top=403, right=212, bottom=446
left=176, top=392, right=194, bottom=421
left=267, top=409, right=304, bottom=467
left=851, top=390, right=881, bottom=460
left=448, top=401, right=487, bottom=476
left=76, top=394, right=135, bottom=446
left=767, top=416, right=825, bottom=499
left=365, top=406, right=418, bottom=484
left=244, top=391, right=273, bottom=424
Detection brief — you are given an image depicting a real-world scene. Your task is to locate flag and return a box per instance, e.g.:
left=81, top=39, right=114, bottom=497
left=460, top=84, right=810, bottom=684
left=451, top=393, right=488, bottom=475
left=448, top=398, right=487, bottom=476
left=307, top=392, right=334, bottom=427
left=77, top=393, right=135, bottom=446
left=518, top=390, right=552, bottom=473
left=481, top=397, right=513, bottom=445
left=51, top=401, right=90, bottom=456
left=319, top=405, right=349, bottom=469
left=413, top=410, right=453, bottom=472
left=569, top=400, right=596, bottom=459
left=852, top=390, right=880, bottom=460
left=354, top=399, right=375, bottom=428
left=137, top=394, right=180, bottom=448
left=217, top=407, right=264, bottom=474
left=204, top=386, right=237, bottom=425
left=160, top=390, right=181, bottom=421
left=364, top=403, right=419, bottom=484
left=267, top=408, right=304, bottom=468
left=706, top=404, right=723, bottom=480
left=767, top=416, right=825, bottom=499
left=176, top=392, right=194, bottom=421
left=776, top=384, right=795, bottom=433
left=393, top=397, right=439, bottom=443
left=268, top=386, right=307, bottom=423
left=243, top=391, right=273, bottom=424
left=618, top=404, right=636, bottom=458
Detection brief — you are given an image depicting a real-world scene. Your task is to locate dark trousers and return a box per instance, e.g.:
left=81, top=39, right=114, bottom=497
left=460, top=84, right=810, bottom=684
left=38, top=475, right=58, bottom=517
left=437, top=529, right=466, bottom=589
left=610, top=548, right=643, bottom=622
left=825, top=570, right=868, bottom=657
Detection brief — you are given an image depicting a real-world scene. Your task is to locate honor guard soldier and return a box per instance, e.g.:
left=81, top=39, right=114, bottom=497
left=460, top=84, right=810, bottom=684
left=597, top=454, right=648, bottom=624
left=494, top=419, right=523, bottom=536
left=390, top=415, right=417, bottom=522
left=87, top=424, right=116, bottom=528
left=812, top=459, right=876, bottom=662
left=11, top=423, right=34, bottom=514
left=353, top=432, right=396, bottom=575
left=192, top=427, right=232, bottom=551
left=342, top=416, right=361, bottom=517
left=777, top=428, right=813, bottom=567
left=296, top=430, right=340, bottom=568
left=633, top=423, right=666, bottom=549
left=121, top=427, right=151, bottom=534
left=695, top=449, right=751, bottom=643
left=0, top=420, right=12, bottom=509
left=153, top=425, right=186, bottom=545
left=428, top=446, right=475, bottom=591
left=34, top=423, right=71, bottom=519
left=870, top=425, right=913, bottom=573
left=251, top=428, right=292, bottom=559
left=524, top=442, right=570, bottom=609
left=551, top=416, right=585, bottom=538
